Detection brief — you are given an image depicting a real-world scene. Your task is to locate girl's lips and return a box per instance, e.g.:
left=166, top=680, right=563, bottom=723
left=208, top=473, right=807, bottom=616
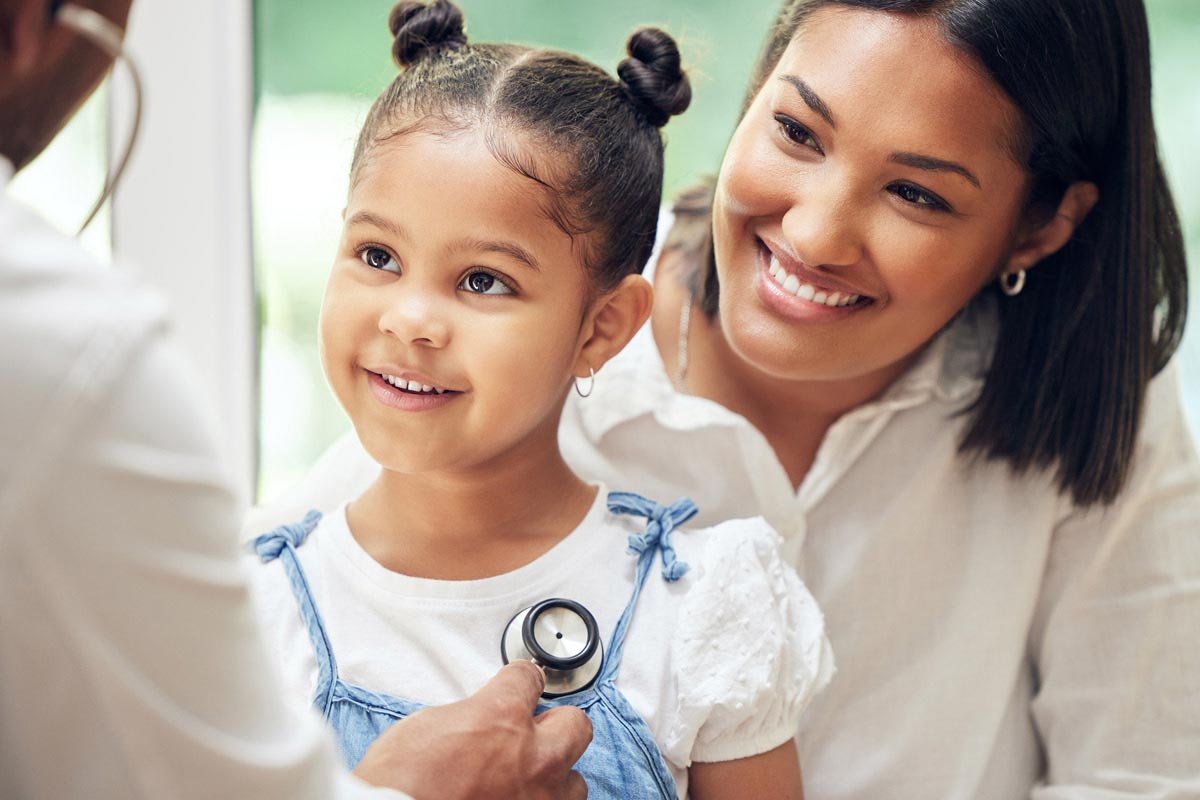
left=367, top=370, right=459, bottom=411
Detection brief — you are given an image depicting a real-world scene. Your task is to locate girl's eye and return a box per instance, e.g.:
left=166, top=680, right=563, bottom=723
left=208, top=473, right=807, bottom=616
left=774, top=114, right=822, bottom=153
left=360, top=246, right=399, bottom=273
left=460, top=270, right=514, bottom=296
left=888, top=182, right=952, bottom=213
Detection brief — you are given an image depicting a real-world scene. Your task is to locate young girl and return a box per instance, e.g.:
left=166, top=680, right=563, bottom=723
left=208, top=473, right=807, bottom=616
left=249, top=2, right=833, bottom=798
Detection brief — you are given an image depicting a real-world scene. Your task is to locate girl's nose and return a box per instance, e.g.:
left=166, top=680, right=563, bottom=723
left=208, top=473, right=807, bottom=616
left=779, top=172, right=864, bottom=269
left=377, top=286, right=451, bottom=348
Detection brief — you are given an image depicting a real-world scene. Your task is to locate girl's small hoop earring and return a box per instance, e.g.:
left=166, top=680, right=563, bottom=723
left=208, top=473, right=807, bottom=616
left=574, top=366, right=596, bottom=398
left=999, top=269, right=1026, bottom=297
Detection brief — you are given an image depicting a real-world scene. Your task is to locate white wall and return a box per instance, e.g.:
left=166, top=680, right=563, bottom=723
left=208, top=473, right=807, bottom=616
left=109, top=0, right=258, bottom=500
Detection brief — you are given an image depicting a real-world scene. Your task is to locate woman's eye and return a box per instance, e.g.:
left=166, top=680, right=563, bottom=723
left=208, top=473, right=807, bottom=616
left=360, top=247, right=399, bottom=273
left=460, top=270, right=514, bottom=296
left=774, top=114, right=821, bottom=153
left=889, top=182, right=951, bottom=212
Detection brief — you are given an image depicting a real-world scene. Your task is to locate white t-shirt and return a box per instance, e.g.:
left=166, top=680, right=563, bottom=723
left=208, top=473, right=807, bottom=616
left=0, top=159, right=401, bottom=800
left=248, top=487, right=834, bottom=797
left=250, top=306, right=1200, bottom=799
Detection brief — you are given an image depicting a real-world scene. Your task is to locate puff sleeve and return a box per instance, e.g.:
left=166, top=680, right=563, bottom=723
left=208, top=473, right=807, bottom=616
left=663, top=518, right=835, bottom=765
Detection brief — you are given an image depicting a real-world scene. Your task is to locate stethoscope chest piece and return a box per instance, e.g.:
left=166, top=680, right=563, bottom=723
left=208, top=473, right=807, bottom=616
left=501, top=598, right=603, bottom=698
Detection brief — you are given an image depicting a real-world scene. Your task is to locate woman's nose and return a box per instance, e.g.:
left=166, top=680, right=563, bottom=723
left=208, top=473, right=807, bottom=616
left=779, top=171, right=864, bottom=269
left=377, top=285, right=451, bottom=348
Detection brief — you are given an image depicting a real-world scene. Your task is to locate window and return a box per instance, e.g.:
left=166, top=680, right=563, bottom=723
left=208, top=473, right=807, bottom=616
left=252, top=0, right=1199, bottom=502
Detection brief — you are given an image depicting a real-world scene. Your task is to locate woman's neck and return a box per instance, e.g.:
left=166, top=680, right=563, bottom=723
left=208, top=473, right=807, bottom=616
left=347, top=436, right=596, bottom=581
left=653, top=263, right=914, bottom=489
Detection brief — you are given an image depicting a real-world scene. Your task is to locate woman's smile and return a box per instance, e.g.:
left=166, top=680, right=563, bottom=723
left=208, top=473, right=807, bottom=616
left=755, top=238, right=877, bottom=322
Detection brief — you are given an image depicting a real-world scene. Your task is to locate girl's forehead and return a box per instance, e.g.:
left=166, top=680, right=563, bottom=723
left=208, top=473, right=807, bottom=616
left=346, top=127, right=585, bottom=265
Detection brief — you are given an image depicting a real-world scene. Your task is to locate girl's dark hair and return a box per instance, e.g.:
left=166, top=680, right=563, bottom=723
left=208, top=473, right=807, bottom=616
left=673, top=0, right=1188, bottom=507
left=352, top=0, right=691, bottom=294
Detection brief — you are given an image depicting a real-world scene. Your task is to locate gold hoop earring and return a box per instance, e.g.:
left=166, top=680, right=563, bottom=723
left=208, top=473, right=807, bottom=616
left=574, top=366, right=595, bottom=398
left=999, top=269, right=1026, bottom=297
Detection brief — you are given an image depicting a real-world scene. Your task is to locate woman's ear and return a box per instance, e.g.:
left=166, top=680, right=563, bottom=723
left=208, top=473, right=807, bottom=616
left=1001, top=180, right=1099, bottom=280
left=573, top=274, right=654, bottom=379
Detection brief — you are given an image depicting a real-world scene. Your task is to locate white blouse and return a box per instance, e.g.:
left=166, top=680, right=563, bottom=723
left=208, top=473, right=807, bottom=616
left=256, top=299, right=1200, bottom=798
left=248, top=489, right=834, bottom=798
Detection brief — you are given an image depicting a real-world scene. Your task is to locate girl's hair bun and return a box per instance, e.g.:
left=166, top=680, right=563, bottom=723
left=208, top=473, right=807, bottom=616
left=389, top=0, right=468, bottom=68
left=617, top=27, right=692, bottom=128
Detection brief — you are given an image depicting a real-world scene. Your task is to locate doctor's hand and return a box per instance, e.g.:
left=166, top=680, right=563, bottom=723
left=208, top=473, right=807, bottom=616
left=352, top=660, right=591, bottom=800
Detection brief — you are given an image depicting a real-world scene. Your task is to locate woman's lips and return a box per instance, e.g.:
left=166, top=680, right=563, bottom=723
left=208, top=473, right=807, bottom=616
left=754, top=242, right=875, bottom=322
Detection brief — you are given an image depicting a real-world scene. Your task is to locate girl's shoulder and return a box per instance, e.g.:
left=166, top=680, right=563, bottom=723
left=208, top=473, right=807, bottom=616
left=654, top=515, right=836, bottom=766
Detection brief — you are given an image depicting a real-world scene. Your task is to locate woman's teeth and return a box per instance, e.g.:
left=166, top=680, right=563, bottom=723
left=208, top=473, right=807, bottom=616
left=768, top=256, right=860, bottom=308
left=381, top=374, right=445, bottom=394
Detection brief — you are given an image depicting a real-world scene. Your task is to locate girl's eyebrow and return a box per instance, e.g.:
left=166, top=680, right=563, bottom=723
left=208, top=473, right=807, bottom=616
left=346, top=210, right=407, bottom=240
left=777, top=74, right=982, bottom=190
left=346, top=209, right=541, bottom=271
left=450, top=238, right=541, bottom=272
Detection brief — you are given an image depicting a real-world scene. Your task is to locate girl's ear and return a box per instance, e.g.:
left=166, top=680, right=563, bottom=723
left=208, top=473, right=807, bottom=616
left=573, top=274, right=654, bottom=380
left=1001, top=180, right=1099, bottom=281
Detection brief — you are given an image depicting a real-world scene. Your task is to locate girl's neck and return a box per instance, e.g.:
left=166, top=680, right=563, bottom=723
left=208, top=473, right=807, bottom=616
left=347, top=437, right=596, bottom=581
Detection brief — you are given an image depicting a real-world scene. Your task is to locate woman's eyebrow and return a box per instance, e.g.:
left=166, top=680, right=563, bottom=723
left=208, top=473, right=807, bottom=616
left=889, top=152, right=982, bottom=189
left=777, top=74, right=836, bottom=128
left=775, top=75, right=983, bottom=190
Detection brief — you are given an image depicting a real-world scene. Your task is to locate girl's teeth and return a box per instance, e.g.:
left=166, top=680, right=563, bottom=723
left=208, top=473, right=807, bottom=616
left=381, top=374, right=445, bottom=394
left=768, top=260, right=861, bottom=308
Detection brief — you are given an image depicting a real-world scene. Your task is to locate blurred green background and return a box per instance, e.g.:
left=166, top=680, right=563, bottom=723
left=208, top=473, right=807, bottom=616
left=251, top=0, right=1200, bottom=501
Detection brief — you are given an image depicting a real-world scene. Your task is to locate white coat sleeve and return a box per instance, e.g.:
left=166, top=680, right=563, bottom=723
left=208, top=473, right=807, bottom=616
left=9, top=325, right=407, bottom=799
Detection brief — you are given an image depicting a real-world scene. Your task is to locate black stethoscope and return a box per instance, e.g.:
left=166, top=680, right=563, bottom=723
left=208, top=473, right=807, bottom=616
left=501, top=598, right=603, bottom=698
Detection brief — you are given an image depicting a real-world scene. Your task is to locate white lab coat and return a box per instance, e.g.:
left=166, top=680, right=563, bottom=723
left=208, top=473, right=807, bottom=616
left=0, top=157, right=406, bottom=800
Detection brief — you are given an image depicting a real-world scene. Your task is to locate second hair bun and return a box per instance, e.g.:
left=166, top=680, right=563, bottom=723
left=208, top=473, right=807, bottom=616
left=390, top=0, right=468, bottom=67
left=617, top=28, right=692, bottom=128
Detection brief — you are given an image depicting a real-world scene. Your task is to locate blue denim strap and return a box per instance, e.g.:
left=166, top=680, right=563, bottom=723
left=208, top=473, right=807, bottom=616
left=252, top=510, right=338, bottom=716
left=601, top=493, right=698, bottom=682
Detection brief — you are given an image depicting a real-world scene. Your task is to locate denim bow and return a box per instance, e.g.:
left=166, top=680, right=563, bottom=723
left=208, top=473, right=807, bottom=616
left=606, top=492, right=698, bottom=582
left=253, top=509, right=323, bottom=562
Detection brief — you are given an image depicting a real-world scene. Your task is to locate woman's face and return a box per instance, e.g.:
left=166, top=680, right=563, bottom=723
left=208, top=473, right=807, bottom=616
left=712, top=6, right=1030, bottom=389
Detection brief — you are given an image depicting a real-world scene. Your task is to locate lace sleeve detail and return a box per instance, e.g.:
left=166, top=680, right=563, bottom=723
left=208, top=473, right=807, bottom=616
left=664, top=518, right=835, bottom=765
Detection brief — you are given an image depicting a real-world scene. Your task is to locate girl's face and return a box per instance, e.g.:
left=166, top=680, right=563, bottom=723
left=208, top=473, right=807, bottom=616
left=321, top=128, right=592, bottom=475
left=712, top=7, right=1031, bottom=390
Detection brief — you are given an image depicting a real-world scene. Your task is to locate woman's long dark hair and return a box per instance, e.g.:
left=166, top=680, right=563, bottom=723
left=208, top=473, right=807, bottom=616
left=681, top=0, right=1188, bottom=506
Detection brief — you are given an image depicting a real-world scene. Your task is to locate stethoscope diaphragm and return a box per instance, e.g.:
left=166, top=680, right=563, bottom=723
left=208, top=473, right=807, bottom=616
left=501, top=598, right=603, bottom=698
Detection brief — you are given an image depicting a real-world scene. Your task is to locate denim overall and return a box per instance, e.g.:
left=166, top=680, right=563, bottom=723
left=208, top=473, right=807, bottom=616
left=254, top=491, right=698, bottom=800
